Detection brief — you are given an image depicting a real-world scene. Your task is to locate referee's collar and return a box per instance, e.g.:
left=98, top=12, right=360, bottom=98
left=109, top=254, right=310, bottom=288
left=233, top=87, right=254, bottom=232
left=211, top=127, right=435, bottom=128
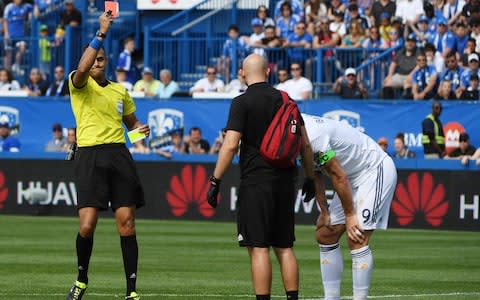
left=247, top=82, right=268, bottom=88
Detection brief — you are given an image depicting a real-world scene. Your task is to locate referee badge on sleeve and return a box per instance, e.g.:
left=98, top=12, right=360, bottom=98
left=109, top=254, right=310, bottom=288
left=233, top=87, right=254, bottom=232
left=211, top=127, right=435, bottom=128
left=117, top=101, right=123, bottom=116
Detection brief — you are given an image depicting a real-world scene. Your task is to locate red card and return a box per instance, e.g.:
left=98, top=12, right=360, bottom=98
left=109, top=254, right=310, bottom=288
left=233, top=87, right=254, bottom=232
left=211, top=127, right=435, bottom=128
left=105, top=1, right=119, bottom=18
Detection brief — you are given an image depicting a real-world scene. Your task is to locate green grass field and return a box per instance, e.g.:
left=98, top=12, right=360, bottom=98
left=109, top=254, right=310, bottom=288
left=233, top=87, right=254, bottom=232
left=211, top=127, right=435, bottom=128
left=0, top=215, right=479, bottom=300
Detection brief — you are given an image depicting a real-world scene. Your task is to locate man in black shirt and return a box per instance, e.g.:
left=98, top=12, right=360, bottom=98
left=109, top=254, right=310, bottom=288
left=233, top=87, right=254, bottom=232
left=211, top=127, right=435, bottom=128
left=421, top=101, right=446, bottom=158
left=206, top=54, right=315, bottom=300
left=446, top=132, right=477, bottom=164
left=60, top=0, right=82, bottom=27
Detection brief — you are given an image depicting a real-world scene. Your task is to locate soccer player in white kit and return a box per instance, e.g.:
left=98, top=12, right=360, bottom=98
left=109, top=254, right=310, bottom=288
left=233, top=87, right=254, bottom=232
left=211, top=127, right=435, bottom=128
left=302, top=114, right=398, bottom=300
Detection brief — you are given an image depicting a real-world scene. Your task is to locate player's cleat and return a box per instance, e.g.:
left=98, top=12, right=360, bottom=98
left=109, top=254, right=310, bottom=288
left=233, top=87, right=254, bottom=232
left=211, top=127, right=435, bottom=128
left=66, top=280, right=87, bottom=300
left=125, top=291, right=140, bottom=300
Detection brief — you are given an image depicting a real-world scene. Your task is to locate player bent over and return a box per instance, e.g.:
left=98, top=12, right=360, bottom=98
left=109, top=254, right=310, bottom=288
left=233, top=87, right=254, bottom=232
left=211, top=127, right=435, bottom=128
left=302, top=113, right=397, bottom=300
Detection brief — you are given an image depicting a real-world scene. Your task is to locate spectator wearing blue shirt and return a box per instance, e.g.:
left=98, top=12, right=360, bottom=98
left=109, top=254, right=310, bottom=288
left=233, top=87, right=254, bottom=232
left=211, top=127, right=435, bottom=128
left=156, top=69, right=179, bottom=99
left=3, top=0, right=33, bottom=75
left=439, top=51, right=463, bottom=93
left=409, top=15, right=434, bottom=49
left=117, top=37, right=137, bottom=85
left=429, top=17, right=456, bottom=59
left=284, top=21, right=313, bottom=66
left=274, top=0, right=303, bottom=21
left=0, top=115, right=20, bottom=152
left=454, top=22, right=469, bottom=55
left=459, top=38, right=476, bottom=67
left=412, top=52, right=438, bottom=100
left=276, top=2, right=300, bottom=39
left=218, top=25, right=248, bottom=83
left=458, top=53, right=480, bottom=96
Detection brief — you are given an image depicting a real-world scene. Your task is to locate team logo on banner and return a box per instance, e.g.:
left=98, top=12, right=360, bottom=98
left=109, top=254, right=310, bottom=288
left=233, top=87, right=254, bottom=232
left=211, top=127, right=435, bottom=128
left=323, top=110, right=365, bottom=132
left=0, top=106, right=20, bottom=135
left=147, top=108, right=184, bottom=149
left=391, top=172, right=448, bottom=227
left=0, top=171, right=8, bottom=209
left=443, top=122, right=465, bottom=154
left=166, top=165, right=216, bottom=218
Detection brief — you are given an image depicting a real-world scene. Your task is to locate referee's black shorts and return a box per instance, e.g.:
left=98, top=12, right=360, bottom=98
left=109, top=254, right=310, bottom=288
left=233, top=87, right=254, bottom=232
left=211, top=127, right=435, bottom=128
left=237, top=175, right=296, bottom=248
left=74, top=143, right=145, bottom=211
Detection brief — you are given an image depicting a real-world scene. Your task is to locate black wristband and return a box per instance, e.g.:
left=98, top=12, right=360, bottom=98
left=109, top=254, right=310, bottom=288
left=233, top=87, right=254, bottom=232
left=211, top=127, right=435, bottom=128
left=209, top=175, right=221, bottom=184
left=96, top=30, right=107, bottom=38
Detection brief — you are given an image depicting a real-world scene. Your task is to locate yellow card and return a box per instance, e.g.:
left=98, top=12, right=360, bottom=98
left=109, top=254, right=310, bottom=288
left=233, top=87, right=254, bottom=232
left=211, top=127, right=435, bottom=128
left=127, top=128, right=146, bottom=143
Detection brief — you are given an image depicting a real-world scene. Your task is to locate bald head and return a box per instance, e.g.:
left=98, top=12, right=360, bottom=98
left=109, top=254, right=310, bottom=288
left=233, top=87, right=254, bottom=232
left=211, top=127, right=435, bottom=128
left=242, top=54, right=269, bottom=85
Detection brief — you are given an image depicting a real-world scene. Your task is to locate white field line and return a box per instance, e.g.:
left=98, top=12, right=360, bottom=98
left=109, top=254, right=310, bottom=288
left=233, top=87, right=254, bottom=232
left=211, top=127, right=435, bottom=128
left=2, top=291, right=480, bottom=299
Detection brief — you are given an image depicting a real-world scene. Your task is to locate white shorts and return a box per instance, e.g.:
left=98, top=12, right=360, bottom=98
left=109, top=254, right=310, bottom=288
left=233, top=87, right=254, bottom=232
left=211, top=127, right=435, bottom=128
left=328, top=157, right=397, bottom=230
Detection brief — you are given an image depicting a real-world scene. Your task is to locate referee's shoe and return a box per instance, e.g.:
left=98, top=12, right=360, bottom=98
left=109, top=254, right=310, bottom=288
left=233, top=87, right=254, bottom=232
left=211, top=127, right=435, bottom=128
left=66, top=281, right=87, bottom=300
left=125, top=291, right=140, bottom=300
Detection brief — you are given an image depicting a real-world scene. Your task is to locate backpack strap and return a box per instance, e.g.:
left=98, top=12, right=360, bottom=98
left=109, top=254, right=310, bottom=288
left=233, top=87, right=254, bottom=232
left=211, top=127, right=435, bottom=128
left=279, top=90, right=290, bottom=104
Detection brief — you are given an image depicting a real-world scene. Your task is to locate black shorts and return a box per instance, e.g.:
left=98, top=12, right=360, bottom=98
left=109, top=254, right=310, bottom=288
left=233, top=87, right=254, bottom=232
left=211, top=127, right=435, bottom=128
left=74, top=143, right=145, bottom=211
left=237, top=176, right=296, bottom=248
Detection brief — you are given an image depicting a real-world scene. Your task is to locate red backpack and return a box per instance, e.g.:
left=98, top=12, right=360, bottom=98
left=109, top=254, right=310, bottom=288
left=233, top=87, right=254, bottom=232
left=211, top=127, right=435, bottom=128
left=260, top=90, right=302, bottom=168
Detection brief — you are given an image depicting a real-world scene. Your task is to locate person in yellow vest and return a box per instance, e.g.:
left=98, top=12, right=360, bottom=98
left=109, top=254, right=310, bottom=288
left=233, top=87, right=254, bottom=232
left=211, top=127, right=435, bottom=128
left=65, top=11, right=149, bottom=300
left=421, top=101, right=446, bottom=159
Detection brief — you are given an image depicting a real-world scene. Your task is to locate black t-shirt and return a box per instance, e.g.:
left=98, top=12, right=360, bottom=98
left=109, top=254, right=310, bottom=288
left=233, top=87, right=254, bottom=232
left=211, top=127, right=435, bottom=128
left=225, top=82, right=302, bottom=182
left=449, top=145, right=477, bottom=157
left=338, top=81, right=363, bottom=99
left=422, top=117, right=445, bottom=154
left=60, top=8, right=82, bottom=26
left=371, top=0, right=396, bottom=27
left=460, top=89, right=479, bottom=100
left=185, top=139, right=210, bottom=153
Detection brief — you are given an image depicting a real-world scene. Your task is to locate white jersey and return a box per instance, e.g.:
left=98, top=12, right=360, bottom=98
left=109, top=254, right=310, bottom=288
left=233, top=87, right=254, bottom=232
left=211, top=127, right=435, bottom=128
left=302, top=113, right=388, bottom=187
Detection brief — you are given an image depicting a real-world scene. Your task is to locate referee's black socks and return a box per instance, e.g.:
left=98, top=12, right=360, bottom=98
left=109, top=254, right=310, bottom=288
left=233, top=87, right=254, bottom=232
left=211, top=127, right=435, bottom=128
left=256, top=295, right=270, bottom=300
left=76, top=233, right=93, bottom=284
left=121, top=235, right=138, bottom=295
left=286, top=290, right=298, bottom=299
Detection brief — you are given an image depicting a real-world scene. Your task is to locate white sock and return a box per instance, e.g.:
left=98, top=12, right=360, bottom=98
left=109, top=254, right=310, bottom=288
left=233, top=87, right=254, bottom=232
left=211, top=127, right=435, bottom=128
left=351, top=245, right=373, bottom=300
left=319, top=243, right=343, bottom=300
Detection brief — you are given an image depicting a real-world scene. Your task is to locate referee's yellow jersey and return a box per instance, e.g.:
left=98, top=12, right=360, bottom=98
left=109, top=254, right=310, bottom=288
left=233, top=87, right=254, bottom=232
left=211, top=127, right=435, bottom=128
left=69, top=72, right=136, bottom=147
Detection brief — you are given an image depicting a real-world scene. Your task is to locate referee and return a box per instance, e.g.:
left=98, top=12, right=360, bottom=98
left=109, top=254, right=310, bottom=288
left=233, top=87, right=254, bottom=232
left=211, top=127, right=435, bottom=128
left=207, top=54, right=316, bottom=300
left=65, top=12, right=149, bottom=300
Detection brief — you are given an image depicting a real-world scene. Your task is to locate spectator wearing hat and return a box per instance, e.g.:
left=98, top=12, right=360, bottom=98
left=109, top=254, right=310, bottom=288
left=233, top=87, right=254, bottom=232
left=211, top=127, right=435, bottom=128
left=460, top=73, right=480, bottom=99
left=371, top=0, right=396, bottom=27
left=378, top=12, right=392, bottom=43
left=245, top=18, right=265, bottom=56
left=333, top=67, right=368, bottom=99
left=117, top=37, right=137, bottom=85
left=446, top=132, right=477, bottom=165
left=345, top=3, right=369, bottom=32
left=408, top=15, right=434, bottom=48
left=60, top=0, right=81, bottom=27
left=430, top=17, right=456, bottom=59
left=45, top=65, right=69, bottom=97
left=189, top=66, right=225, bottom=94
left=45, top=123, right=66, bottom=152
left=458, top=53, right=480, bottom=97
left=38, top=24, right=52, bottom=78
left=395, top=0, right=424, bottom=25
left=133, top=67, right=160, bottom=97
left=156, top=69, right=179, bottom=99
left=115, top=67, right=133, bottom=91
left=0, top=115, right=20, bottom=152
left=411, top=52, right=438, bottom=100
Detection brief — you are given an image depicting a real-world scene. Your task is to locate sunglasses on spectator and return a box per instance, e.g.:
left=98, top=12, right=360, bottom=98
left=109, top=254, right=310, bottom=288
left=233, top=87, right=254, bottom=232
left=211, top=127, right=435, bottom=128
left=291, top=67, right=301, bottom=71
left=417, top=58, right=426, bottom=61
left=388, top=31, right=398, bottom=35
left=207, top=71, right=216, bottom=75
left=347, top=74, right=355, bottom=77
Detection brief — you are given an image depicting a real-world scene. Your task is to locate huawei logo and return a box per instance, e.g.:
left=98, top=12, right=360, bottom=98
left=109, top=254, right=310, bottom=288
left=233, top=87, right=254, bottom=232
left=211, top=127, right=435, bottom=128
left=166, top=165, right=216, bottom=218
left=392, top=172, right=448, bottom=227
left=0, top=171, right=8, bottom=209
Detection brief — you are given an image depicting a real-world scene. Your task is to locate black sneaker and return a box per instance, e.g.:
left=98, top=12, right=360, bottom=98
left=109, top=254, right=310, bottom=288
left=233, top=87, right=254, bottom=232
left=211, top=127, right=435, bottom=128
left=66, top=281, right=87, bottom=300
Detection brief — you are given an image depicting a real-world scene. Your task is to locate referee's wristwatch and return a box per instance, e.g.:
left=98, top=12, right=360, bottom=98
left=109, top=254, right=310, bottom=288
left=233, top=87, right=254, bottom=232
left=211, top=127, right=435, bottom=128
left=96, top=30, right=107, bottom=39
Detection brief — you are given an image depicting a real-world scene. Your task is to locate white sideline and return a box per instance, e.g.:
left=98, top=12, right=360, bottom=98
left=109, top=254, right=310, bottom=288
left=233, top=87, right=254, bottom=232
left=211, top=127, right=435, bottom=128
left=3, top=291, right=480, bottom=298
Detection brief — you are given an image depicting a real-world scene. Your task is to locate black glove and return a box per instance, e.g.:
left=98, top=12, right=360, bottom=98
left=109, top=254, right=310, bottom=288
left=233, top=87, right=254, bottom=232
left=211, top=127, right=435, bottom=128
left=207, top=175, right=221, bottom=208
left=302, top=177, right=315, bottom=202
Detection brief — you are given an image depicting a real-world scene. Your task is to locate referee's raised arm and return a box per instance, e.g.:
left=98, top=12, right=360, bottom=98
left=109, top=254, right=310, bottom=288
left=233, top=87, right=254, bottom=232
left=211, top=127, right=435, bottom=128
left=72, top=12, right=114, bottom=88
